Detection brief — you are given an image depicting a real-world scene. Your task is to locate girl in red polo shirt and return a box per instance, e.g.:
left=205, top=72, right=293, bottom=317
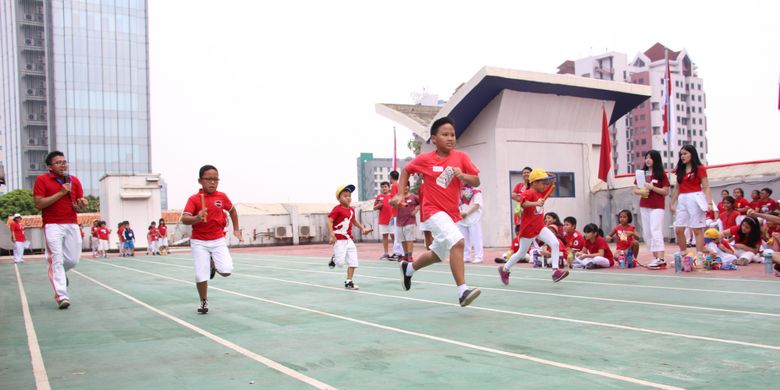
left=718, top=196, right=739, bottom=232
left=670, top=145, right=713, bottom=258
left=181, top=165, right=243, bottom=314
left=575, top=223, right=614, bottom=269
left=633, top=150, right=670, bottom=267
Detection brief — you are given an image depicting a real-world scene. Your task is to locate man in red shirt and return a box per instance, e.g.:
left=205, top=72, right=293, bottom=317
left=10, top=213, right=27, bottom=264
left=374, top=182, right=394, bottom=259
left=392, top=117, right=482, bottom=307
left=182, top=164, right=243, bottom=314
left=33, top=151, right=89, bottom=309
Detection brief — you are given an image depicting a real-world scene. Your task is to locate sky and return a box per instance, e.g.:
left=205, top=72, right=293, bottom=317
left=148, top=0, right=780, bottom=206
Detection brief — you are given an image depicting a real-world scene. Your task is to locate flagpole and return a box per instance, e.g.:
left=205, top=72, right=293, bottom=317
left=664, top=49, right=673, bottom=189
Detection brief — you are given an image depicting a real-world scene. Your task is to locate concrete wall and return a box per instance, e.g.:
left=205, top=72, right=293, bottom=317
left=99, top=174, right=162, bottom=249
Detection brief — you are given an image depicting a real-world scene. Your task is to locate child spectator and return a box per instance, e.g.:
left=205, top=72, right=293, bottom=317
left=395, top=184, right=420, bottom=262
left=716, top=189, right=729, bottom=213
left=158, top=218, right=169, bottom=255
left=755, top=188, right=779, bottom=214
left=749, top=190, right=761, bottom=211
left=633, top=150, right=670, bottom=267
left=732, top=187, right=752, bottom=216
left=718, top=196, right=739, bottom=232
left=499, top=168, right=569, bottom=285
left=511, top=167, right=533, bottom=233
left=90, top=220, right=99, bottom=258
left=574, top=223, right=614, bottom=269
left=703, top=228, right=736, bottom=266
left=458, top=185, right=484, bottom=263
left=563, top=216, right=585, bottom=263
left=393, top=116, right=482, bottom=307
left=374, top=181, right=394, bottom=260
left=97, top=221, right=110, bottom=258
left=544, top=212, right=563, bottom=229
left=10, top=213, right=26, bottom=264
left=327, top=184, right=373, bottom=290
left=670, top=145, right=713, bottom=259
left=117, top=222, right=126, bottom=257
left=123, top=221, right=135, bottom=257
left=495, top=225, right=522, bottom=264
left=148, top=221, right=161, bottom=255
left=606, top=210, right=641, bottom=259
left=730, top=217, right=763, bottom=266
left=539, top=225, right=567, bottom=268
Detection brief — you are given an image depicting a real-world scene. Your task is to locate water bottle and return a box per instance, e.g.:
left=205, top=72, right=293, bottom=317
left=683, top=255, right=693, bottom=272
left=764, top=252, right=774, bottom=274
left=704, top=255, right=713, bottom=270
left=532, top=251, right=540, bottom=268
left=618, top=254, right=625, bottom=269
left=626, top=249, right=634, bottom=269
left=567, top=249, right=574, bottom=268
left=674, top=252, right=682, bottom=273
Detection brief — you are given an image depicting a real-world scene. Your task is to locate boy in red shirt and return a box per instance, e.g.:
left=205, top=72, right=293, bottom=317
left=327, top=184, right=373, bottom=289
left=374, top=182, right=394, bottom=260
left=392, top=117, right=482, bottom=307
left=499, top=168, right=569, bottom=285
left=562, top=216, right=585, bottom=252
left=33, top=151, right=89, bottom=309
left=158, top=218, right=169, bottom=255
left=90, top=220, right=100, bottom=258
left=10, top=213, right=26, bottom=264
left=97, top=221, right=111, bottom=258
left=182, top=165, right=243, bottom=314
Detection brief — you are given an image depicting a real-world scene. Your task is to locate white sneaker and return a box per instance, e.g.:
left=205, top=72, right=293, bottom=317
left=472, top=259, right=483, bottom=264
left=464, top=259, right=473, bottom=263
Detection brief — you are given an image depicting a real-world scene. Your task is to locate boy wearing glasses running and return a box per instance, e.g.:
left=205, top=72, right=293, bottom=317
left=181, top=165, right=243, bottom=314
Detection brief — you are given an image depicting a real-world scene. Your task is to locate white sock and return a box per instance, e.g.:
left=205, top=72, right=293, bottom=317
left=457, top=284, right=469, bottom=296
left=346, top=279, right=352, bottom=283
left=405, top=264, right=415, bottom=277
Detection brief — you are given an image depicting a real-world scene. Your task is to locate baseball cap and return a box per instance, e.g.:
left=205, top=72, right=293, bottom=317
left=13, top=213, right=22, bottom=219
left=704, top=228, right=719, bottom=240
left=528, top=169, right=553, bottom=183
left=335, top=184, right=356, bottom=199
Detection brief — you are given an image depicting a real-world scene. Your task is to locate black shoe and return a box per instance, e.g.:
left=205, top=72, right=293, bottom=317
left=197, top=299, right=208, bottom=314
left=328, top=256, right=336, bottom=269
left=400, top=261, right=412, bottom=291
left=209, top=258, right=216, bottom=280
left=494, top=257, right=507, bottom=264
left=344, top=280, right=359, bottom=290
left=459, top=288, right=481, bottom=307
left=66, top=276, right=69, bottom=286
left=58, top=299, right=70, bottom=310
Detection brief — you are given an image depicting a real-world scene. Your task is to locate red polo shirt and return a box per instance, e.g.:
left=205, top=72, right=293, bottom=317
left=10, top=221, right=26, bottom=242
left=33, top=173, right=83, bottom=225
left=184, top=189, right=234, bottom=241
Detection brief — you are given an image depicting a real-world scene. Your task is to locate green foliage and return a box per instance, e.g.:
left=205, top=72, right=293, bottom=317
left=81, top=195, right=100, bottom=213
left=0, top=189, right=39, bottom=220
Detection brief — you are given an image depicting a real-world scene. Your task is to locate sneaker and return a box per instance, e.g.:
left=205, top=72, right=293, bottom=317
left=197, top=299, right=209, bottom=314
left=400, top=261, right=412, bottom=291
left=390, top=254, right=402, bottom=261
left=464, top=258, right=473, bottom=263
left=498, top=266, right=510, bottom=285
left=472, top=259, right=483, bottom=264
left=328, top=256, right=336, bottom=269
left=647, top=258, right=667, bottom=270
left=58, top=299, right=70, bottom=310
left=494, top=257, right=507, bottom=264
left=585, top=262, right=597, bottom=269
left=552, top=269, right=569, bottom=282
left=344, top=281, right=359, bottom=290
left=459, top=288, right=481, bottom=307
left=380, top=254, right=390, bottom=261
left=210, top=258, right=216, bottom=280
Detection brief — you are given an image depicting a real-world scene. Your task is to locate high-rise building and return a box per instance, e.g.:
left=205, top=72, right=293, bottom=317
left=558, top=43, right=707, bottom=174
left=1, top=0, right=151, bottom=196
left=356, top=152, right=412, bottom=201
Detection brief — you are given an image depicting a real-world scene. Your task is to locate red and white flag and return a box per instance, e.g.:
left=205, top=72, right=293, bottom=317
left=597, top=106, right=611, bottom=183
left=662, top=59, right=676, bottom=146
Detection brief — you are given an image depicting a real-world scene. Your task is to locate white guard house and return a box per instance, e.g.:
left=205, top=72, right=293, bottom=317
left=100, top=173, right=163, bottom=250
left=378, top=66, right=651, bottom=247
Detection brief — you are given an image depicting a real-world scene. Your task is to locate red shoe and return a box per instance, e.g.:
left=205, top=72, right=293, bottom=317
left=552, top=269, right=569, bottom=283
left=498, top=266, right=510, bottom=285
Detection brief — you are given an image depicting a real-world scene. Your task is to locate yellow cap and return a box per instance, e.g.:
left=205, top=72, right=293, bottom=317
left=528, top=168, right=552, bottom=183
left=704, top=228, right=719, bottom=239
left=335, top=184, right=356, bottom=199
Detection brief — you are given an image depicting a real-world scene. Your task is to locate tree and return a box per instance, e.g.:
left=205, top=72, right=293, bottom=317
left=0, top=189, right=39, bottom=220
left=81, top=195, right=100, bottom=213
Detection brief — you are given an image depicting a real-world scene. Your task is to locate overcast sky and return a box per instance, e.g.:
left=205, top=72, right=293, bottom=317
left=148, top=0, right=779, bottom=206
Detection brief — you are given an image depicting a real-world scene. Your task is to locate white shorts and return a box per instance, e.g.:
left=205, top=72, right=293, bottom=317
left=333, top=239, right=358, bottom=268
left=158, top=237, right=169, bottom=247
left=98, top=239, right=109, bottom=251
left=191, top=238, right=233, bottom=282
left=397, top=224, right=417, bottom=242
left=378, top=224, right=391, bottom=235
left=426, top=211, right=464, bottom=262
left=91, top=237, right=99, bottom=249
left=419, top=219, right=431, bottom=232
left=674, top=191, right=707, bottom=228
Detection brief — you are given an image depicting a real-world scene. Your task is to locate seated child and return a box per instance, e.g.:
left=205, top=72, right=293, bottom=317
left=703, top=228, right=737, bottom=266
left=574, top=223, right=614, bottom=269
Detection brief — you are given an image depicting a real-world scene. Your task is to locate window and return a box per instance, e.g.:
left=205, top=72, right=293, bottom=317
left=698, top=84, right=701, bottom=90
left=652, top=102, right=659, bottom=111
left=698, top=107, right=702, bottom=113
left=699, top=130, right=703, bottom=136
left=652, top=127, right=660, bottom=135
left=641, top=139, right=647, bottom=145
left=700, top=141, right=704, bottom=148
left=699, top=118, right=703, bottom=125
left=698, top=95, right=702, bottom=102
left=547, top=172, right=575, bottom=198
left=663, top=151, right=667, bottom=157
left=640, top=114, right=646, bottom=121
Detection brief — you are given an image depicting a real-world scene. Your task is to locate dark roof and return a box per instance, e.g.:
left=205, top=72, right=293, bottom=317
left=643, top=42, right=679, bottom=62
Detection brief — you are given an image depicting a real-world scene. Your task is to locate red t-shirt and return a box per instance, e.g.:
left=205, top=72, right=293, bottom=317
left=149, top=227, right=160, bottom=240
left=755, top=198, right=779, bottom=213
left=396, top=194, right=419, bottom=227
left=636, top=173, right=670, bottom=209
left=33, top=173, right=83, bottom=225
left=390, top=182, right=399, bottom=218
left=719, top=210, right=739, bottom=231
left=328, top=205, right=355, bottom=240
left=563, top=230, right=584, bottom=251
left=118, top=226, right=125, bottom=242
left=716, top=201, right=725, bottom=213
left=10, top=221, right=26, bottom=242
left=184, top=190, right=234, bottom=241
left=97, top=227, right=110, bottom=240
left=734, top=197, right=752, bottom=215
left=517, top=189, right=545, bottom=239
left=705, top=210, right=715, bottom=220
left=612, top=225, right=636, bottom=251
left=678, top=165, right=707, bottom=194
left=375, top=193, right=393, bottom=225
left=584, top=236, right=614, bottom=266
left=404, top=150, right=479, bottom=223
left=91, top=226, right=99, bottom=238
left=159, top=225, right=167, bottom=238
left=417, top=184, right=428, bottom=222
left=512, top=182, right=528, bottom=225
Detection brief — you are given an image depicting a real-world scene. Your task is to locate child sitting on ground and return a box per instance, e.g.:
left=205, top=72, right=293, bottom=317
left=574, top=223, right=614, bottom=269
left=606, top=209, right=640, bottom=260
left=703, top=228, right=737, bottom=267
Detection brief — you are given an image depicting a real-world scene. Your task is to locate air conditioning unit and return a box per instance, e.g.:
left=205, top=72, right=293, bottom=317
left=36, top=14, right=44, bottom=21
left=274, top=225, right=293, bottom=239
left=35, top=63, right=44, bottom=71
left=28, top=114, right=35, bottom=120
left=38, top=113, right=47, bottom=120
left=26, top=63, right=33, bottom=70
left=25, top=13, right=33, bottom=21
left=299, top=225, right=314, bottom=238
left=27, top=89, right=35, bottom=95
left=29, top=138, right=36, bottom=145
left=25, top=38, right=33, bottom=45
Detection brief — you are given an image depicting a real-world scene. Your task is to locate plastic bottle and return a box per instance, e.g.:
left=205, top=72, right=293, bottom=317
left=626, top=249, right=634, bottom=269
left=567, top=249, right=574, bottom=268
left=764, top=252, right=774, bottom=274
left=674, top=252, right=682, bottom=272
left=683, top=254, right=693, bottom=272
left=532, top=251, right=540, bottom=268
left=618, top=254, right=626, bottom=269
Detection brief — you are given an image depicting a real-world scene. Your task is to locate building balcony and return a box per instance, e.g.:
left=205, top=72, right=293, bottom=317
left=22, top=88, right=47, bottom=101
left=24, top=116, right=48, bottom=126
left=22, top=63, right=46, bottom=77
left=21, top=38, right=46, bottom=52
left=23, top=137, right=49, bottom=151
left=19, top=13, right=45, bottom=27
left=594, top=66, right=614, bottom=75
left=26, top=163, right=48, bottom=174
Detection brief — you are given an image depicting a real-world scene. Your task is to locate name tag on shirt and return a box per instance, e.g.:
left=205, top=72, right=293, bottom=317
left=432, top=166, right=444, bottom=172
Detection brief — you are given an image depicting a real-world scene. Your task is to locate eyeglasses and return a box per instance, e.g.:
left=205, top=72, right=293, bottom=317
left=200, top=178, right=220, bottom=183
left=50, top=160, right=68, bottom=166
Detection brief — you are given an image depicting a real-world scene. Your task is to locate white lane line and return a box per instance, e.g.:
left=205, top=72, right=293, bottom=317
left=71, top=270, right=336, bottom=390
left=126, top=258, right=780, bottom=352
left=166, top=255, right=780, bottom=318
left=89, top=261, right=683, bottom=390
left=14, top=265, right=51, bottom=390
left=220, top=255, right=780, bottom=297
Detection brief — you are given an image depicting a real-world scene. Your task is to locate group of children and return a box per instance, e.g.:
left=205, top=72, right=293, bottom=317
left=89, top=218, right=169, bottom=258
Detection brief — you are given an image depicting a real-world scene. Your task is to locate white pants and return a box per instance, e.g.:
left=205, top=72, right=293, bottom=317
left=427, top=212, right=464, bottom=262
left=333, top=238, right=359, bottom=268
left=149, top=239, right=159, bottom=253
left=391, top=218, right=404, bottom=255
left=44, top=224, right=82, bottom=302
left=14, top=241, right=25, bottom=263
left=640, top=207, right=665, bottom=253
left=458, top=223, right=483, bottom=261
left=574, top=256, right=611, bottom=268
left=91, top=237, right=99, bottom=253
left=733, top=249, right=759, bottom=265
left=506, top=227, right=559, bottom=270
left=191, top=238, right=233, bottom=282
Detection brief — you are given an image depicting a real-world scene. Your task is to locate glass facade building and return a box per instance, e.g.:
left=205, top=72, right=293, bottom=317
left=0, top=0, right=150, bottom=196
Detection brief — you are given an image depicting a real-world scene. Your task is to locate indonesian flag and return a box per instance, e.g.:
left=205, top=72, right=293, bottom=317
left=597, top=106, right=611, bottom=183
left=662, top=60, right=676, bottom=146
left=392, top=127, right=397, bottom=171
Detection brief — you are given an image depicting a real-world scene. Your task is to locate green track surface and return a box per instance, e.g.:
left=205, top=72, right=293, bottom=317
left=2, top=253, right=779, bottom=389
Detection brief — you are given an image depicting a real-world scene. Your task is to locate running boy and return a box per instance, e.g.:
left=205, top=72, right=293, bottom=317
left=392, top=116, right=482, bottom=307
left=327, top=184, right=373, bottom=290
left=499, top=168, right=569, bottom=284
left=181, top=165, right=243, bottom=314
